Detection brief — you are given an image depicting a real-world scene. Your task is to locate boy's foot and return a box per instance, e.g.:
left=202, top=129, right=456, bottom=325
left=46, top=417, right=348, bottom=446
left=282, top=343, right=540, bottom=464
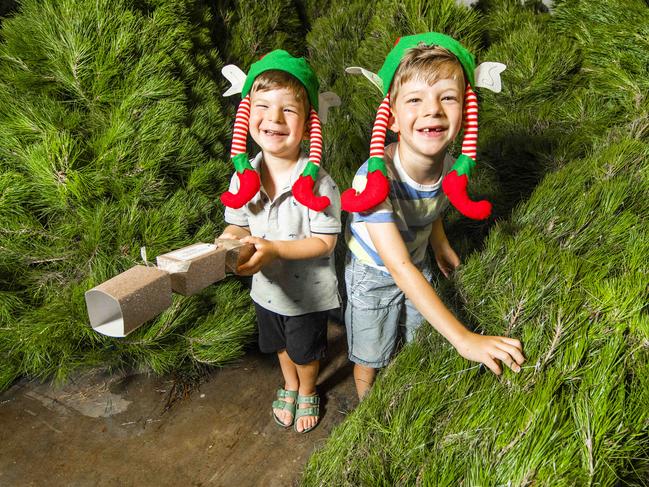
left=294, top=393, right=320, bottom=433
left=272, top=388, right=297, bottom=427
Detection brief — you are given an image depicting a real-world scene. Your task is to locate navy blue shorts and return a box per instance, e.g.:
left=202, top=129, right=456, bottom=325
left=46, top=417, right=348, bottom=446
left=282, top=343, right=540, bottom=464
left=254, top=303, right=328, bottom=365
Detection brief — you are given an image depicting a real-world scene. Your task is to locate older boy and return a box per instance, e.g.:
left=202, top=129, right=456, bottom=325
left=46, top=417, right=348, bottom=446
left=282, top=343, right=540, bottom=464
left=341, top=33, right=525, bottom=399
left=219, top=51, right=341, bottom=432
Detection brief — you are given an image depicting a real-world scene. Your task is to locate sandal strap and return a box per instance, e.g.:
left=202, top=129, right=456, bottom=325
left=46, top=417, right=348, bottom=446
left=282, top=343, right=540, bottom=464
left=295, top=406, right=319, bottom=418
left=272, top=399, right=296, bottom=412
left=296, top=394, right=319, bottom=405
left=277, top=388, right=298, bottom=400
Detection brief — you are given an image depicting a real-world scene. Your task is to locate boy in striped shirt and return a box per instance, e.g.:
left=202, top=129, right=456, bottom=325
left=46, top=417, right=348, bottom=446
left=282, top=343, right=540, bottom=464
left=342, top=34, right=525, bottom=399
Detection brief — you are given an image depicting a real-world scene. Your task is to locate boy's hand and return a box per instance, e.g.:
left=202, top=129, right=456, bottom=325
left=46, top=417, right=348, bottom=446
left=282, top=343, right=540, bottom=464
left=432, top=242, right=460, bottom=278
left=454, top=331, right=525, bottom=375
left=218, top=232, right=241, bottom=241
left=236, top=236, right=279, bottom=275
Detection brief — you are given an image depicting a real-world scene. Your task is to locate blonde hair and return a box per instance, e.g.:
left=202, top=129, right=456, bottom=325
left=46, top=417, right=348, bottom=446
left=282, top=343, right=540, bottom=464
left=389, top=45, right=465, bottom=101
left=250, top=70, right=310, bottom=114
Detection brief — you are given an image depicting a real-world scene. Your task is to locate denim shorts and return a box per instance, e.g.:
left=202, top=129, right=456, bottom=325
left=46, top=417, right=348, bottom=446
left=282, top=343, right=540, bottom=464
left=344, top=253, right=432, bottom=368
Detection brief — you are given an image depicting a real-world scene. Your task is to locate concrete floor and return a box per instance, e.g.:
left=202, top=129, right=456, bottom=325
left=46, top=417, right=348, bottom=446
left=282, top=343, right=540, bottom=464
left=0, top=322, right=357, bottom=487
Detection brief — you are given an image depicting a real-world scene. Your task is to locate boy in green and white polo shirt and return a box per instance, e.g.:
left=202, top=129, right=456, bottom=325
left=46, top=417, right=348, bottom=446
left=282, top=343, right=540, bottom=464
left=219, top=51, right=340, bottom=434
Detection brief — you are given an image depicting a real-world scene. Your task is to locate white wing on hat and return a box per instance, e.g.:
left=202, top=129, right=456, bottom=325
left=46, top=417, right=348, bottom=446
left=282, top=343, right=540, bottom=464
left=345, top=67, right=384, bottom=93
left=318, top=92, right=341, bottom=124
left=474, top=62, right=507, bottom=93
left=222, top=65, right=247, bottom=97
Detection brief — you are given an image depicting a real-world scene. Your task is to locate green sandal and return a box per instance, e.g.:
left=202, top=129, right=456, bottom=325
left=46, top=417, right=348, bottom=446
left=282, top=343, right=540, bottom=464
left=294, top=394, right=320, bottom=434
left=272, top=388, right=297, bottom=428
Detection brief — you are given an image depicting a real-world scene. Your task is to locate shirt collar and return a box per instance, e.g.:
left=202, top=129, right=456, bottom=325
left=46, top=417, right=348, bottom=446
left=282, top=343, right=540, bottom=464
left=392, top=143, right=453, bottom=191
left=251, top=150, right=310, bottom=196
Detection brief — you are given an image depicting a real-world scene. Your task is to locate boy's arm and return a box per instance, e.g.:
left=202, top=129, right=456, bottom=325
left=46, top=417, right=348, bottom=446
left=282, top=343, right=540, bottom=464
left=236, top=234, right=337, bottom=276
left=366, top=221, right=525, bottom=375
left=429, top=216, right=460, bottom=278
left=237, top=174, right=340, bottom=275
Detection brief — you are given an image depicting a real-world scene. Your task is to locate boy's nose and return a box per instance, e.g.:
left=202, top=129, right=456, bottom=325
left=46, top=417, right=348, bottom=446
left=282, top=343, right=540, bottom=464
left=422, top=98, right=443, bottom=117
left=267, top=107, right=284, bottom=123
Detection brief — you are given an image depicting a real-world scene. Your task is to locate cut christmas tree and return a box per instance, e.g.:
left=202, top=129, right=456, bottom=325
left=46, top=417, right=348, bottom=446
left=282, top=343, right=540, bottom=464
left=0, top=0, right=258, bottom=390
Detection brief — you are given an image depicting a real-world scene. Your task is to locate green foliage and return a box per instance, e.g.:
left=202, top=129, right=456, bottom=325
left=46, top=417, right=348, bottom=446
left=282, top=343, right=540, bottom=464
left=0, top=0, right=255, bottom=389
left=2, top=0, right=648, bottom=481
left=210, top=0, right=306, bottom=67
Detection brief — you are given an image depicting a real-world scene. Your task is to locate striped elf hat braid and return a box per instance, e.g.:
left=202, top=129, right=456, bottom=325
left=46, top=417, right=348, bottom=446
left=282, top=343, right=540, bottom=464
left=220, top=50, right=330, bottom=211
left=340, top=94, right=392, bottom=212
left=341, top=32, right=492, bottom=219
left=292, top=106, right=330, bottom=210
left=441, top=83, right=491, bottom=220
left=220, top=95, right=259, bottom=209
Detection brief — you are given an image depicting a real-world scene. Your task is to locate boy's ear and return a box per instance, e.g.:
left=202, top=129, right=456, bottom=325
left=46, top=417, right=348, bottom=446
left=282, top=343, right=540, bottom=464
left=303, top=118, right=310, bottom=140
left=388, top=109, right=399, bottom=133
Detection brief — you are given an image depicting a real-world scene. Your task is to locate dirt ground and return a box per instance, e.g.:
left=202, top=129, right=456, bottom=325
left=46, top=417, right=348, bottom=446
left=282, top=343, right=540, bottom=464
left=0, top=322, right=357, bottom=487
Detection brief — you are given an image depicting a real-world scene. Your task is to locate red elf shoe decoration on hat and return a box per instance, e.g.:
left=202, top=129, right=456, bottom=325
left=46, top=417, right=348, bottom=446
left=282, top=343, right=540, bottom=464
left=220, top=50, right=340, bottom=211
left=343, top=32, right=506, bottom=219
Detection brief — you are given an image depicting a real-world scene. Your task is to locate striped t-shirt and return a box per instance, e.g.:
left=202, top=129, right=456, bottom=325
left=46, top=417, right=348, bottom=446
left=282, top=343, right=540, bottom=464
left=346, top=143, right=454, bottom=271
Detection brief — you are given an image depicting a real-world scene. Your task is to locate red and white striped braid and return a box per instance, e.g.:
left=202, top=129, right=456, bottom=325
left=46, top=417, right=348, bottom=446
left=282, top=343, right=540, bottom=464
left=461, top=84, right=478, bottom=161
left=307, top=108, right=322, bottom=166
left=369, top=94, right=391, bottom=159
left=230, top=95, right=251, bottom=157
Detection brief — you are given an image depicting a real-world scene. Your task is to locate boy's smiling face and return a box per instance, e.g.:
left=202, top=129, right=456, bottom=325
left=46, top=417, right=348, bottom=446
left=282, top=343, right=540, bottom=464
left=249, top=87, right=308, bottom=161
left=389, top=76, right=464, bottom=166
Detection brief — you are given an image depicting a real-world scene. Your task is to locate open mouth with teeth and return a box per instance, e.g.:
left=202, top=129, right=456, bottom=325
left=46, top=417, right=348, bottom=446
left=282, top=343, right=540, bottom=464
left=262, top=129, right=288, bottom=137
left=417, top=127, right=447, bottom=135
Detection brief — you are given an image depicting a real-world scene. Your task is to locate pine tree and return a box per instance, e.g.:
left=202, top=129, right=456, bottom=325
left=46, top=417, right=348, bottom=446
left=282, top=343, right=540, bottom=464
left=0, top=0, right=16, bottom=19
left=0, top=0, right=256, bottom=390
left=209, top=0, right=307, bottom=68
left=302, top=0, right=649, bottom=484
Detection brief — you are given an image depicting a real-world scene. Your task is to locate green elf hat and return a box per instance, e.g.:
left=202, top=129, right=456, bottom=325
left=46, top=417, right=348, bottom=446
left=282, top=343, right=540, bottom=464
left=220, top=49, right=340, bottom=211
left=342, top=32, right=506, bottom=220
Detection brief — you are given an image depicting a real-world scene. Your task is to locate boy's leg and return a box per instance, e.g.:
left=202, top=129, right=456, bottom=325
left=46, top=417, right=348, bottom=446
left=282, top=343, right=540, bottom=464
left=285, top=309, right=328, bottom=432
left=353, top=364, right=377, bottom=400
left=275, top=350, right=299, bottom=426
left=344, top=254, right=403, bottom=400
left=255, top=303, right=298, bottom=426
left=294, top=359, right=320, bottom=432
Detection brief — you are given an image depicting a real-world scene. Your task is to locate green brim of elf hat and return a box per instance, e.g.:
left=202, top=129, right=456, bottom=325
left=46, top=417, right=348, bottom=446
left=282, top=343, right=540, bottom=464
left=340, top=32, right=493, bottom=220
left=241, top=50, right=320, bottom=110
left=220, top=50, right=332, bottom=211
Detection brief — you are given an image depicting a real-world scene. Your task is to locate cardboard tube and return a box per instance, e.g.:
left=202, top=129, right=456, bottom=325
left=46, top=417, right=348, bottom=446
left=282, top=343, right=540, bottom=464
left=215, top=238, right=255, bottom=273
left=85, top=265, right=172, bottom=337
left=156, top=243, right=227, bottom=296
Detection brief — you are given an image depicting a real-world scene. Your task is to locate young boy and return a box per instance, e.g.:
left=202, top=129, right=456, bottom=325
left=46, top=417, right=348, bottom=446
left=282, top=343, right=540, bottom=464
left=218, top=50, right=341, bottom=433
left=341, top=33, right=525, bottom=399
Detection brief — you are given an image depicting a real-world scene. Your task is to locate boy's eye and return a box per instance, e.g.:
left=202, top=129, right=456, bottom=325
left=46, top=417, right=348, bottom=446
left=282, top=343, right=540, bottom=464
left=283, top=108, right=296, bottom=114
left=255, top=104, right=268, bottom=109
left=442, top=96, right=459, bottom=102
left=406, top=97, right=421, bottom=103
